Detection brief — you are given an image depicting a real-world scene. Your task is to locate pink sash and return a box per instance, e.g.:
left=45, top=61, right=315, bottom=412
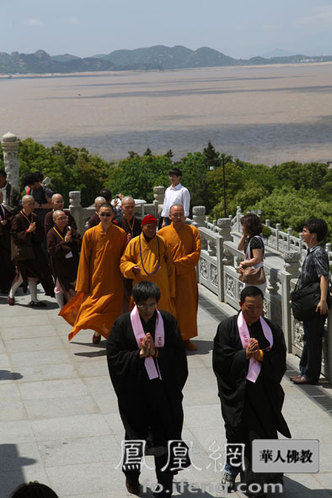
left=130, top=305, right=164, bottom=380
left=237, top=311, right=273, bottom=383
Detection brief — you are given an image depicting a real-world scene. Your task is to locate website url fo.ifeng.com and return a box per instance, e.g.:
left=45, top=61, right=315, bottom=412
left=142, top=480, right=283, bottom=495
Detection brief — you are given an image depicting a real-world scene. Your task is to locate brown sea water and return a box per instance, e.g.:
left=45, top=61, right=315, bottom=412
left=1, top=63, right=332, bottom=165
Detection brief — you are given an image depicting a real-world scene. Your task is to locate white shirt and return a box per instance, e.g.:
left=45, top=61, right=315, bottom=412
left=161, top=183, right=190, bottom=217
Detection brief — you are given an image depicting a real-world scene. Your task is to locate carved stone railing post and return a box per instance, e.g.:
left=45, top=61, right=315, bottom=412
left=192, top=206, right=206, bottom=227
left=275, top=223, right=281, bottom=252
left=69, top=191, right=84, bottom=233
left=265, top=268, right=281, bottom=325
left=280, top=251, right=301, bottom=352
left=2, top=132, right=19, bottom=189
left=153, top=186, right=165, bottom=218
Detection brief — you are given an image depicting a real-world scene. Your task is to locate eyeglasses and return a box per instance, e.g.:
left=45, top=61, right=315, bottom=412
left=137, top=303, right=157, bottom=310
left=99, top=213, right=112, bottom=217
left=57, top=216, right=68, bottom=220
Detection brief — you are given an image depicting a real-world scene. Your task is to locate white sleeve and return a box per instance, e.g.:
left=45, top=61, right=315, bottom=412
left=161, top=188, right=170, bottom=217
left=182, top=188, right=191, bottom=217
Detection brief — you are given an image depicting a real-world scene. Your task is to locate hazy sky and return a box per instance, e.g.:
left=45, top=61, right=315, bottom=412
left=1, top=0, right=332, bottom=58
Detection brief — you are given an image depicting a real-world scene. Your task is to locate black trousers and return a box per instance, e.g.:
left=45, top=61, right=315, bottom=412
left=300, top=312, right=326, bottom=383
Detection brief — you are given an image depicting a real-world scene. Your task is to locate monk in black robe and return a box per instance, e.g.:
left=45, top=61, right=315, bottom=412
left=107, top=281, right=189, bottom=497
left=213, top=286, right=291, bottom=497
left=8, top=195, right=54, bottom=306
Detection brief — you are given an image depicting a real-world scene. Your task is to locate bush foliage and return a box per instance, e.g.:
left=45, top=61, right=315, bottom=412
left=2, top=138, right=331, bottom=239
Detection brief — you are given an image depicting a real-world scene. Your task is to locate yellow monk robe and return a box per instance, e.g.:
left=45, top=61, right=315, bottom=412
left=120, top=233, right=176, bottom=315
left=60, top=223, right=127, bottom=340
left=159, top=223, right=201, bottom=340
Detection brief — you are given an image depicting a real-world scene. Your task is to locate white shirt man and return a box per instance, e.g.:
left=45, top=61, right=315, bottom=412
left=161, top=168, right=190, bottom=226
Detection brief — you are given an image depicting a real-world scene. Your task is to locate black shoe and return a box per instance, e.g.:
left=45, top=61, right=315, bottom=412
left=221, top=472, right=235, bottom=492
left=29, top=301, right=47, bottom=308
left=125, top=476, right=140, bottom=495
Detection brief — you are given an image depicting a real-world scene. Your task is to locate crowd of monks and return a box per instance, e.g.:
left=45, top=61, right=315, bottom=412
left=1, top=169, right=202, bottom=350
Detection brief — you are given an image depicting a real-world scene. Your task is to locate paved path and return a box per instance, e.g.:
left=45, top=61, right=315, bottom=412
left=0, top=285, right=331, bottom=497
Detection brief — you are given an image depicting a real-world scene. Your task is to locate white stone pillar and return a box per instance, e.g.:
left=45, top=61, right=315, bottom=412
left=2, top=132, right=19, bottom=189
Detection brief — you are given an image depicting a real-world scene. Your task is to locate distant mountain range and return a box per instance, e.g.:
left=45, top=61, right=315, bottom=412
left=1, top=45, right=331, bottom=74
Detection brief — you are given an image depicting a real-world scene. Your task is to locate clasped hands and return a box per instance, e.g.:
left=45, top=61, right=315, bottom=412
left=246, top=338, right=262, bottom=361
left=140, top=333, right=156, bottom=358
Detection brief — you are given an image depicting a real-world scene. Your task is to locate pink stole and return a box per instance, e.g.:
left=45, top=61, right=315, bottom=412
left=237, top=311, right=273, bottom=383
left=130, top=305, right=165, bottom=380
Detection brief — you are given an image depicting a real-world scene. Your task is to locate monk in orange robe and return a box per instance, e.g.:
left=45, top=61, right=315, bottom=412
left=159, top=204, right=201, bottom=350
left=60, top=203, right=127, bottom=343
left=120, top=215, right=176, bottom=316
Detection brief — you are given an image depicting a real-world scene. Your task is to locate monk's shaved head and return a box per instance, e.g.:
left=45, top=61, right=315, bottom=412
left=52, top=209, right=65, bottom=222
left=22, top=195, right=34, bottom=205
left=122, top=196, right=135, bottom=204
left=94, top=196, right=106, bottom=212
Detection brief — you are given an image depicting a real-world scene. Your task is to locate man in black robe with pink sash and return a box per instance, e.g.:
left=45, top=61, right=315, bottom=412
left=213, top=286, right=291, bottom=497
left=107, top=281, right=189, bottom=497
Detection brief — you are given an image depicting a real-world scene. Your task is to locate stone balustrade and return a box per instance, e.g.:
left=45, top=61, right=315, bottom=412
left=197, top=206, right=331, bottom=382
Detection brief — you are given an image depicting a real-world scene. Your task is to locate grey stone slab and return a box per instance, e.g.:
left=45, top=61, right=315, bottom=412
left=46, top=461, right=122, bottom=496
left=0, top=353, right=11, bottom=370
left=38, top=434, right=119, bottom=467
left=31, top=414, right=110, bottom=442
left=0, top=420, right=35, bottom=443
left=0, top=315, right=52, bottom=328
left=1, top=324, right=57, bottom=340
left=0, top=383, right=21, bottom=400
left=9, top=350, right=71, bottom=368
left=103, top=412, right=125, bottom=435
left=83, top=376, right=114, bottom=396
left=91, top=392, right=119, bottom=414
left=0, top=400, right=27, bottom=421
left=14, top=362, right=79, bottom=383
left=18, top=378, right=89, bottom=400
left=75, top=360, right=109, bottom=378
left=183, top=404, right=223, bottom=430
left=313, top=472, right=332, bottom=489
left=5, top=336, right=65, bottom=353
left=24, top=396, right=100, bottom=420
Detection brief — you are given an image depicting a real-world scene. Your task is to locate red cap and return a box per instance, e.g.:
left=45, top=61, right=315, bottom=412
left=141, top=215, right=158, bottom=226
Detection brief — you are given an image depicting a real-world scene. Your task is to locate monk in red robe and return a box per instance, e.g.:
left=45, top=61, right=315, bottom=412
left=120, top=215, right=176, bottom=316
left=159, top=204, right=201, bottom=350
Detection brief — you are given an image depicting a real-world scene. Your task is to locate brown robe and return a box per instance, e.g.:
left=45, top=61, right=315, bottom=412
left=44, top=209, right=77, bottom=234
left=10, top=211, right=55, bottom=297
left=47, top=226, right=81, bottom=292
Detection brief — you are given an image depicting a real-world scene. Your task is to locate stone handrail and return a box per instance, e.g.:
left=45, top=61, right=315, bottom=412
left=198, top=208, right=331, bottom=383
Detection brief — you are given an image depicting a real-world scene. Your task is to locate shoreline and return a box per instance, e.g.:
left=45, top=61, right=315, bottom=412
left=1, top=60, right=332, bottom=80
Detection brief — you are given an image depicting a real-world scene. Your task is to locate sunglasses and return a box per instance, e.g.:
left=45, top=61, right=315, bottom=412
left=99, top=213, right=112, bottom=217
